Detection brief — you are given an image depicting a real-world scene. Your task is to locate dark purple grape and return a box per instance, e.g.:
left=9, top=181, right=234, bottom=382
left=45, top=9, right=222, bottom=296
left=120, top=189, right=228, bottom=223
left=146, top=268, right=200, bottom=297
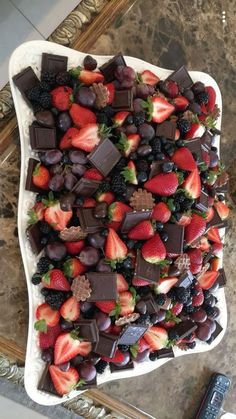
left=69, top=150, right=88, bottom=165
left=80, top=301, right=93, bottom=313
left=148, top=85, right=155, bottom=95
left=64, top=173, right=77, bottom=190
left=207, top=306, right=220, bottom=320
left=137, top=144, right=152, bottom=157
left=49, top=164, right=63, bottom=176
left=196, top=318, right=216, bottom=341
left=46, top=242, right=67, bottom=261
left=78, top=362, right=97, bottom=381
left=95, top=311, right=111, bottom=331
left=59, top=361, right=70, bottom=372
left=48, top=174, right=64, bottom=191
left=120, top=80, right=134, bottom=88
left=151, top=309, right=166, bottom=323
left=135, top=301, right=147, bottom=315
left=41, top=348, right=53, bottom=363
left=205, top=318, right=216, bottom=334
left=71, top=355, right=84, bottom=368
left=113, top=352, right=130, bottom=367
left=79, top=246, right=100, bottom=266
left=125, top=124, right=138, bottom=135
left=44, top=149, right=63, bottom=165
left=135, top=83, right=150, bottom=99
left=115, top=66, right=135, bottom=82
left=60, top=319, right=74, bottom=331
left=96, top=258, right=112, bottom=272
left=88, top=232, right=105, bottom=249
left=71, top=164, right=86, bottom=177
left=75, top=87, right=96, bottom=108
left=57, top=112, right=72, bottom=131
left=204, top=294, right=216, bottom=307
left=138, top=123, right=155, bottom=140
left=135, top=349, right=150, bottom=363
left=191, top=308, right=207, bottom=323
left=133, top=98, right=144, bottom=113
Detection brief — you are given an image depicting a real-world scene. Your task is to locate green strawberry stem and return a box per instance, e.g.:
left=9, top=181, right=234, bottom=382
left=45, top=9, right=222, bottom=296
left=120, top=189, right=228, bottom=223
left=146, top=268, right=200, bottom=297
left=34, top=319, right=47, bottom=333
left=130, top=343, right=139, bottom=358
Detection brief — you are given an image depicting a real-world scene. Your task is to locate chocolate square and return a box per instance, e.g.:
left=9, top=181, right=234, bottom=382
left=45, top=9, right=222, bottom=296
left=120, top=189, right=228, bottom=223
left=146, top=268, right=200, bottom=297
left=74, top=319, right=99, bottom=342
left=172, top=320, right=197, bottom=339
left=77, top=208, right=104, bottom=233
left=99, top=53, right=127, bottom=82
left=25, top=158, right=46, bottom=192
left=12, top=66, right=39, bottom=107
left=156, top=121, right=177, bottom=141
left=118, top=324, right=148, bottom=345
left=162, top=223, right=185, bottom=254
left=185, top=138, right=204, bottom=164
left=149, top=161, right=163, bottom=179
left=77, top=376, right=97, bottom=390
left=29, top=123, right=57, bottom=150
left=142, top=293, right=160, bottom=315
left=94, top=333, right=118, bottom=357
left=110, top=361, right=134, bottom=373
left=201, top=131, right=213, bottom=150
left=86, top=272, right=118, bottom=301
left=72, top=178, right=101, bottom=197
left=112, top=89, right=133, bottom=111
left=167, top=66, right=193, bottom=92
left=134, top=251, right=160, bottom=283
left=88, top=138, right=121, bottom=177
left=210, top=321, right=223, bottom=342
left=27, top=223, right=45, bottom=255
left=176, top=270, right=194, bottom=288
left=195, top=190, right=209, bottom=212
left=156, top=347, right=175, bottom=359
left=121, top=210, right=151, bottom=233
left=206, top=209, right=228, bottom=230
left=38, top=364, right=60, bottom=397
left=216, top=268, right=227, bottom=288
left=41, top=53, right=68, bottom=74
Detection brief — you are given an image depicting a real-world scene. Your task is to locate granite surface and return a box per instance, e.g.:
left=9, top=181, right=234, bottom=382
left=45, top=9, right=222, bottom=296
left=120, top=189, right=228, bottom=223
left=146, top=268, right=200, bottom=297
left=0, top=0, right=236, bottom=417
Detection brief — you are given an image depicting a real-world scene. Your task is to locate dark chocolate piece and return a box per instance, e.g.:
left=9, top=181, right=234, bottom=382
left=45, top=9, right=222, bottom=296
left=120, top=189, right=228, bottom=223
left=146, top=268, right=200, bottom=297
left=25, top=158, right=44, bottom=192
left=41, top=53, right=68, bottom=74
left=203, top=248, right=214, bottom=265
left=149, top=161, right=163, bottom=179
left=99, top=53, right=126, bottom=82
left=214, top=181, right=229, bottom=194
left=110, top=361, right=134, bottom=373
left=88, top=138, right=121, bottom=177
left=176, top=270, right=194, bottom=288
left=195, top=190, right=209, bottom=212
left=74, top=319, right=99, bottom=342
left=12, top=66, right=39, bottom=106
left=27, top=223, right=44, bottom=255
left=185, top=138, right=204, bottom=164
left=77, top=208, right=104, bottom=233
left=210, top=321, right=223, bottom=342
left=156, top=121, right=177, bottom=141
left=201, top=130, right=213, bottom=150
left=60, top=192, right=76, bottom=211
left=121, top=210, right=151, bottom=233
left=167, top=66, right=193, bottom=92
left=118, top=324, right=148, bottom=345
left=35, top=110, right=55, bottom=127
left=134, top=251, right=160, bottom=283
left=162, top=223, right=185, bottom=254
left=72, top=178, right=101, bottom=197
left=216, top=268, right=227, bottom=288
left=206, top=209, right=228, bottom=230
left=86, top=272, right=118, bottom=301
left=77, top=376, right=97, bottom=390
left=156, top=347, right=175, bottom=359
left=38, top=364, right=60, bottom=397
left=94, top=333, right=118, bottom=357
left=142, top=293, right=160, bottom=315
left=172, top=320, right=197, bottom=339
left=112, top=89, right=133, bottom=112
left=29, top=123, right=57, bottom=150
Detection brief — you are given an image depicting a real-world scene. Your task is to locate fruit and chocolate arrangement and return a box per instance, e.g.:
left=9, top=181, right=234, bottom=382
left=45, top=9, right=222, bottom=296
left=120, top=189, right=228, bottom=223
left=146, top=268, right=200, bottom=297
left=13, top=52, right=229, bottom=397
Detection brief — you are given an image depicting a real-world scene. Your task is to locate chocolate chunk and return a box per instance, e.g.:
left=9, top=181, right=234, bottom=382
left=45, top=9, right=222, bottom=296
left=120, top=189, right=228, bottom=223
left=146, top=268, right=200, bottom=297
left=201, top=130, right=214, bottom=150
left=172, top=320, right=197, bottom=339
left=72, top=178, right=101, bottom=197
left=142, top=293, right=160, bottom=315
left=27, top=223, right=45, bottom=254
left=25, top=158, right=45, bottom=192
left=118, top=324, right=148, bottom=345
left=112, top=89, right=133, bottom=111
left=176, top=270, right=194, bottom=288
left=214, top=182, right=229, bottom=193
left=210, top=321, right=223, bottom=342
left=156, top=121, right=177, bottom=141
left=203, top=248, right=214, bottom=265
left=121, top=210, right=151, bottom=233
left=94, top=333, right=118, bottom=357
left=162, top=223, right=184, bottom=254
left=156, top=347, right=175, bottom=359
left=77, top=208, right=104, bottom=233
left=35, top=110, right=55, bottom=127
left=149, top=161, right=163, bottom=178
left=74, top=319, right=99, bottom=342
left=77, top=376, right=97, bottom=390
left=41, top=53, right=68, bottom=74
left=60, top=192, right=76, bottom=211
left=206, top=209, right=228, bottom=229
left=38, top=364, right=60, bottom=397
left=134, top=251, right=160, bottom=283
left=216, top=268, right=227, bottom=288
left=86, top=272, right=118, bottom=301
left=167, top=66, right=193, bottom=92
left=185, top=138, right=204, bottom=164
left=29, top=123, right=57, bottom=150
left=99, top=53, right=126, bottom=82
left=88, top=138, right=121, bottom=177
left=110, top=361, right=134, bottom=373
left=12, top=66, right=39, bottom=107
left=195, top=190, right=209, bottom=212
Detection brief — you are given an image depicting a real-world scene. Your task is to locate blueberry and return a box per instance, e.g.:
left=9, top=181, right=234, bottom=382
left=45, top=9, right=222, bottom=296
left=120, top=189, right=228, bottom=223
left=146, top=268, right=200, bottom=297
left=218, top=194, right=224, bottom=202
left=156, top=222, right=164, bottom=232
left=160, top=231, right=168, bottom=242
left=137, top=171, right=148, bottom=183
left=126, top=115, right=134, bottom=125
left=155, top=152, right=165, bottom=160
left=162, top=162, right=174, bottom=173
left=176, top=139, right=185, bottom=148
left=123, top=257, right=132, bottom=269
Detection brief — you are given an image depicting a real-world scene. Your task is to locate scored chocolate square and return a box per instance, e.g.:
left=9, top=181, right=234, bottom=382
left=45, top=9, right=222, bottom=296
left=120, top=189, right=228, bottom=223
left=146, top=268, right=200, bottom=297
left=29, top=123, right=57, bottom=150
left=86, top=272, right=118, bottom=301
left=88, top=138, right=121, bottom=177
left=142, top=293, right=160, bottom=314
left=185, top=138, right=204, bottom=164
left=72, top=178, right=101, bottom=197
left=176, top=270, right=194, bottom=288
left=12, top=66, right=39, bottom=107
left=162, top=223, right=185, bottom=254
left=156, top=121, right=177, bottom=141
left=118, top=324, right=148, bottom=345
left=112, top=89, right=133, bottom=111
left=94, top=333, right=118, bottom=357
left=172, top=320, right=197, bottom=340
left=121, top=210, right=152, bottom=233
left=74, top=319, right=99, bottom=342
left=27, top=223, right=45, bottom=255
left=210, top=321, right=223, bottom=342
left=77, top=208, right=104, bottom=233
left=99, top=53, right=127, bottom=82
left=134, top=251, right=160, bottom=283
left=195, top=190, right=209, bottom=212
left=201, top=131, right=213, bottom=150
left=156, top=347, right=175, bottom=359
left=167, top=66, right=193, bottom=92
left=216, top=268, right=227, bottom=288
left=41, top=53, right=68, bottom=74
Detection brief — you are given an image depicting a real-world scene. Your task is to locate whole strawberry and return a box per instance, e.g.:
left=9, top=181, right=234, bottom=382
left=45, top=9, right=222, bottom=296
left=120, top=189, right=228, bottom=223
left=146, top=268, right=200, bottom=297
left=141, top=233, right=166, bottom=263
left=42, top=269, right=70, bottom=291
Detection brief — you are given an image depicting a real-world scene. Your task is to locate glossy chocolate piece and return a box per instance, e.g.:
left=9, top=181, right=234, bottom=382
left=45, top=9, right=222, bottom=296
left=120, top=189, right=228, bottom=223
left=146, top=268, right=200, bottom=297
left=72, top=178, right=101, bottom=197
left=162, top=223, right=185, bottom=254
left=195, top=190, right=209, bottom=212
left=59, top=192, right=76, bottom=211
left=12, top=66, right=39, bottom=107
left=156, top=121, right=177, bottom=141
left=216, top=268, right=227, bottom=288
left=201, top=130, right=213, bottom=150
left=142, top=293, right=160, bottom=315
left=41, top=53, right=68, bottom=74
left=134, top=251, right=160, bottom=283
left=29, top=123, right=57, bottom=150
left=77, top=208, right=104, bottom=233
left=110, top=361, right=134, bottom=373
left=172, top=320, right=197, bottom=339
left=74, top=319, right=99, bottom=342
left=77, top=376, right=97, bottom=390
left=25, top=158, right=44, bottom=192
left=99, top=53, right=126, bottom=82
left=112, top=89, right=133, bottom=111
left=185, top=138, right=204, bottom=164
left=94, top=333, right=118, bottom=357
left=27, top=223, right=45, bottom=255
left=167, top=66, right=193, bottom=92
left=210, top=321, right=223, bottom=342
left=118, top=324, right=148, bottom=345
left=156, top=347, right=175, bottom=359
left=121, top=210, right=151, bottom=233
left=38, top=364, right=60, bottom=397
left=176, top=270, right=194, bottom=288
left=35, top=110, right=55, bottom=127
left=149, top=161, right=163, bottom=179
left=206, top=209, right=228, bottom=230
left=88, top=138, right=121, bottom=177
left=86, top=272, right=118, bottom=301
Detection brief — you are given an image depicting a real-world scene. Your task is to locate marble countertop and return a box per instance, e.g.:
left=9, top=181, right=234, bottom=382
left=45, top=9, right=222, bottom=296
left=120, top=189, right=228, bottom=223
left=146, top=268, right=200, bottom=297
left=0, top=0, right=236, bottom=417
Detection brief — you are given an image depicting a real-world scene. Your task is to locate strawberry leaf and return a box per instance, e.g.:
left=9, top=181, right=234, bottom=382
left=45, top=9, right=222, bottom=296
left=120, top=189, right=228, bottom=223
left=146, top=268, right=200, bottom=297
left=70, top=330, right=84, bottom=341
left=117, top=133, right=128, bottom=152
left=192, top=209, right=207, bottom=219
left=34, top=319, right=47, bottom=333
left=109, top=303, right=121, bottom=319
left=166, top=198, right=175, bottom=212
left=166, top=339, right=176, bottom=348
left=130, top=343, right=139, bottom=358
left=165, top=310, right=182, bottom=324
left=177, top=172, right=184, bottom=185
left=27, top=208, right=38, bottom=225
left=135, top=72, right=143, bottom=83
left=69, top=66, right=81, bottom=78
left=42, top=271, right=51, bottom=285
left=74, top=378, right=86, bottom=389
left=129, top=286, right=137, bottom=302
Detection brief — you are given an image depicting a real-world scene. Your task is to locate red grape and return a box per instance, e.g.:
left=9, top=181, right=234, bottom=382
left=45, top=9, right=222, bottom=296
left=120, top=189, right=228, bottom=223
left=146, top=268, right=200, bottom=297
left=48, top=174, right=64, bottom=191
left=46, top=242, right=67, bottom=261
left=78, top=362, right=97, bottom=381
left=95, top=311, right=111, bottom=331
left=44, top=149, right=63, bottom=165
left=79, top=246, right=100, bottom=266
left=75, top=87, right=96, bottom=108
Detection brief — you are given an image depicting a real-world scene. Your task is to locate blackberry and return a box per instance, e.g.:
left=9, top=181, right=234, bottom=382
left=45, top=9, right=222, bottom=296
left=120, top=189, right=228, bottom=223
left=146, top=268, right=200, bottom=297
left=118, top=345, right=129, bottom=353
left=31, top=273, right=42, bottom=285
left=175, top=287, right=189, bottom=303
left=187, top=341, right=196, bottom=349
left=155, top=293, right=167, bottom=306
left=182, top=198, right=193, bottom=211
left=56, top=71, right=71, bottom=86
left=39, top=221, right=51, bottom=235
left=35, top=193, right=47, bottom=203
left=196, top=91, right=209, bottom=105
left=39, top=81, right=50, bottom=92
left=41, top=287, right=50, bottom=297
left=84, top=55, right=97, bottom=71
left=134, top=111, right=145, bottom=126
left=95, top=360, right=108, bottom=374
left=149, top=351, right=158, bottom=361
left=98, top=181, right=111, bottom=193
left=45, top=290, right=67, bottom=309
left=121, top=269, right=134, bottom=284
left=110, top=173, right=126, bottom=195
left=39, top=92, right=51, bottom=109
left=48, top=230, right=60, bottom=242
left=114, top=157, right=127, bottom=172
left=41, top=71, right=56, bottom=86
left=204, top=306, right=216, bottom=316
left=175, top=193, right=185, bottom=204
left=96, top=112, right=109, bottom=125
left=40, top=236, right=48, bottom=246
left=168, top=329, right=179, bottom=340
left=184, top=305, right=194, bottom=313
left=176, top=139, right=185, bottom=148
left=177, top=119, right=191, bottom=135
left=102, top=105, right=115, bottom=117
left=136, top=314, right=151, bottom=326
left=27, top=86, right=41, bottom=102
left=37, top=257, right=51, bottom=274
left=32, top=103, right=44, bottom=114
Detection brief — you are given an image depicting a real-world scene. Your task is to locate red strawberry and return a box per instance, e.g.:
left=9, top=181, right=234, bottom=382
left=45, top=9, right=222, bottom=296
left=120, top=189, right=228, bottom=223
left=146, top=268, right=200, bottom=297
left=106, top=220, right=121, bottom=231
left=122, top=161, right=138, bottom=185
left=35, top=303, right=60, bottom=331
left=60, top=296, right=80, bottom=321
left=65, top=240, right=85, bottom=255
left=173, top=96, right=189, bottom=111
left=160, top=80, right=179, bottom=98
left=187, top=248, right=203, bottom=265
left=45, top=201, right=72, bottom=231
left=171, top=302, right=183, bottom=316
left=212, top=242, right=223, bottom=256
left=185, top=213, right=206, bottom=245
left=151, top=202, right=171, bottom=223
left=182, top=168, right=201, bottom=199
left=207, top=227, right=221, bottom=244
left=54, top=332, right=92, bottom=364
left=63, top=258, right=85, bottom=278
left=175, top=128, right=180, bottom=140
left=113, top=111, right=130, bottom=126
left=192, top=290, right=204, bottom=307
left=32, top=163, right=50, bottom=190
left=39, top=324, right=61, bottom=349
left=95, top=300, right=116, bottom=314
left=159, top=320, right=176, bottom=329
left=117, top=133, right=140, bottom=157
left=78, top=69, right=104, bottom=85
left=105, top=82, right=115, bottom=104
left=210, top=257, right=220, bottom=271
left=171, top=147, right=197, bottom=171
left=140, top=70, right=160, bottom=86
left=177, top=212, right=192, bottom=226
left=214, top=201, right=229, bottom=220
left=42, top=269, right=70, bottom=291
left=27, top=202, right=45, bottom=224
left=69, top=104, right=96, bottom=128
left=184, top=123, right=205, bottom=140
left=156, top=276, right=178, bottom=294
left=108, top=201, right=132, bottom=222
left=137, top=337, right=150, bottom=353
left=102, top=349, right=125, bottom=363
left=145, top=96, right=175, bottom=123
left=71, top=123, right=108, bottom=152
left=202, top=149, right=210, bottom=167
left=96, top=191, right=115, bottom=205
left=144, top=172, right=178, bottom=196
left=84, top=168, right=104, bottom=181
left=132, top=277, right=150, bottom=286
left=51, top=86, right=72, bottom=111
left=83, top=198, right=96, bottom=208
left=190, top=263, right=202, bottom=274
left=141, top=233, right=166, bottom=263
left=198, top=270, right=219, bottom=290
left=49, top=365, right=79, bottom=396
left=117, top=274, right=129, bottom=292
left=206, top=207, right=214, bottom=222
left=205, top=86, right=216, bottom=112
left=143, top=326, right=168, bottom=351
left=128, top=220, right=155, bottom=240
left=119, top=291, right=135, bottom=316
left=59, top=127, right=80, bottom=150
left=105, top=228, right=128, bottom=261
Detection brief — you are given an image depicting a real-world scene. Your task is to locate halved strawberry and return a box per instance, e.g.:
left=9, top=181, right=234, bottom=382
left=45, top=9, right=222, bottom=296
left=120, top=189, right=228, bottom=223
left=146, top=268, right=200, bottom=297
left=132, top=277, right=151, bottom=286
left=206, top=207, right=215, bottom=222
left=122, top=161, right=138, bottom=185
left=171, top=147, right=197, bottom=171
left=108, top=201, right=132, bottom=222
left=207, top=227, right=221, bottom=244
left=71, top=123, right=105, bottom=152
left=119, top=291, right=135, bottom=316
left=65, top=240, right=85, bottom=255
left=117, top=274, right=129, bottom=292
left=177, top=212, right=192, bottom=226
left=171, top=302, right=183, bottom=316
left=155, top=276, right=178, bottom=294
left=60, top=296, right=80, bottom=321
left=198, top=270, right=219, bottom=290
left=214, top=201, right=229, bottom=220
left=128, top=220, right=155, bottom=240
left=172, top=96, right=189, bottom=111
left=54, top=332, right=92, bottom=364
left=185, top=123, right=205, bottom=140
left=69, top=104, right=96, bottom=128
left=45, top=201, right=72, bottom=231
left=192, top=290, right=204, bottom=307
left=35, top=303, right=60, bottom=332
left=95, top=300, right=116, bottom=314
left=212, top=242, right=223, bottom=256
left=42, top=269, right=70, bottom=291
left=84, top=168, right=104, bottom=181
left=144, top=172, right=178, bottom=196
left=190, top=263, right=202, bottom=274
left=151, top=202, right=171, bottom=223
left=187, top=248, right=203, bottom=265
left=182, top=168, right=201, bottom=199
left=83, top=198, right=96, bottom=208
left=185, top=213, right=206, bottom=245
left=63, top=258, right=85, bottom=278
left=175, top=128, right=180, bottom=140
left=113, top=111, right=130, bottom=126
left=117, top=133, right=141, bottom=157
left=59, top=127, right=80, bottom=150
left=32, top=163, right=50, bottom=190
left=105, top=228, right=128, bottom=261
left=96, top=191, right=115, bottom=205
left=144, top=96, right=175, bottom=123
left=139, top=69, right=160, bottom=86
left=102, top=349, right=125, bottom=363
left=49, top=365, right=79, bottom=396
left=205, top=86, right=216, bottom=112
left=78, top=69, right=104, bottom=85
left=27, top=202, right=45, bottom=224
left=105, top=82, right=115, bottom=104
left=143, top=326, right=168, bottom=351
left=51, top=86, right=72, bottom=111
left=210, top=257, right=220, bottom=271
left=141, top=233, right=166, bottom=263
left=39, top=324, right=61, bottom=349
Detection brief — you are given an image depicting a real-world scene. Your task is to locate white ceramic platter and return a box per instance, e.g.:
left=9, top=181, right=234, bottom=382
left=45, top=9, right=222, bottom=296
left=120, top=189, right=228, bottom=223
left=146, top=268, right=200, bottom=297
left=9, top=40, right=227, bottom=406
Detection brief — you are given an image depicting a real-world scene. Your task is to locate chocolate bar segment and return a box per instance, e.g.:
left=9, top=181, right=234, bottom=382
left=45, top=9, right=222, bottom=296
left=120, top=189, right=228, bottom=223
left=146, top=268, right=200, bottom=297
left=118, top=324, right=148, bottom=345
left=12, top=66, right=39, bottom=106
left=156, top=121, right=177, bottom=141
left=27, top=223, right=45, bottom=255
left=86, top=272, right=118, bottom=301
left=88, top=138, right=121, bottom=177
left=38, top=364, right=60, bottom=397
left=176, top=270, right=194, bottom=288
left=167, top=66, right=193, bottom=92
left=121, top=210, right=151, bottom=233
left=41, top=53, right=68, bottom=75
left=216, top=268, right=227, bottom=288
left=77, top=208, right=104, bottom=233
left=195, top=190, right=209, bottom=212
left=72, top=178, right=101, bottom=197
left=156, top=347, right=175, bottom=359
left=172, top=320, right=197, bottom=339
left=112, top=89, right=133, bottom=112
left=110, top=361, right=134, bottom=373
left=162, top=223, right=184, bottom=254
left=185, top=138, right=204, bottom=164
left=142, top=293, right=160, bottom=315
left=209, top=321, right=223, bottom=342
left=29, top=123, right=57, bottom=150
left=201, top=130, right=213, bottom=150
left=134, top=251, right=160, bottom=283
left=74, top=319, right=99, bottom=342
left=94, top=333, right=118, bottom=357
left=99, top=53, right=126, bottom=82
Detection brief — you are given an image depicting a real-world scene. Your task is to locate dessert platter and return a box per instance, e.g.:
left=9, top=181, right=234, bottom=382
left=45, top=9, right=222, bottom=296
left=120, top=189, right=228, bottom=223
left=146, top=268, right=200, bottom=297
left=9, top=40, right=230, bottom=405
